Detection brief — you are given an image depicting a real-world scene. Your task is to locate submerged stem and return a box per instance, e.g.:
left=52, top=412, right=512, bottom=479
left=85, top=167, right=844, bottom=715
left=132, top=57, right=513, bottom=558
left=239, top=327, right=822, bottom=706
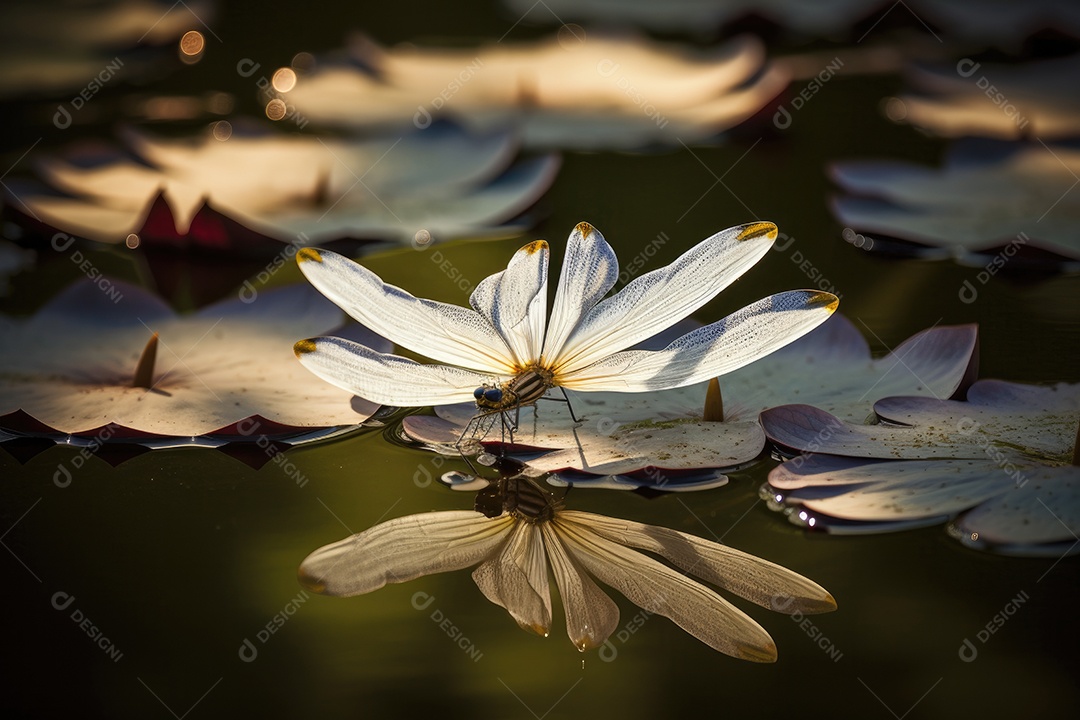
left=133, top=332, right=159, bottom=389
left=704, top=377, right=724, bottom=422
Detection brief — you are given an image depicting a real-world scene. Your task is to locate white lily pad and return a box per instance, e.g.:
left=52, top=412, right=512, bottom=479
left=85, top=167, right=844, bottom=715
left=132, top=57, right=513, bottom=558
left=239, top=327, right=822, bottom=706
left=831, top=140, right=1080, bottom=263
left=954, top=465, right=1080, bottom=547
left=763, top=379, right=1080, bottom=554
left=14, top=123, right=558, bottom=246
left=0, top=278, right=389, bottom=438
left=0, top=0, right=215, bottom=97
left=892, top=55, right=1080, bottom=141
left=285, top=34, right=788, bottom=149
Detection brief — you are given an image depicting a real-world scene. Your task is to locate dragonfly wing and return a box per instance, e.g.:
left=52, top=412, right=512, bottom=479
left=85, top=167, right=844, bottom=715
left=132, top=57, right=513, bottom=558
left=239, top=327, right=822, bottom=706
left=560, top=291, right=838, bottom=392
left=551, top=221, right=777, bottom=375
left=470, top=240, right=549, bottom=367
left=297, top=247, right=516, bottom=374
left=567, top=511, right=836, bottom=614
left=299, top=511, right=514, bottom=596
left=540, top=222, right=620, bottom=363
left=554, top=514, right=777, bottom=661
left=294, top=336, right=501, bottom=406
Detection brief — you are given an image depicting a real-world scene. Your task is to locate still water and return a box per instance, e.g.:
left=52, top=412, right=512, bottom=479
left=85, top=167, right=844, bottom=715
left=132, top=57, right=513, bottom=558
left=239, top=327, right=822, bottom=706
left=2, top=1, right=1077, bottom=718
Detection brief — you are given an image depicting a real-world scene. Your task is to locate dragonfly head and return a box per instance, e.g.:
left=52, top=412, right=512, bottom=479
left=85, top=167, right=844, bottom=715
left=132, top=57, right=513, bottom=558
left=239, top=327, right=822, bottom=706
left=474, top=385, right=504, bottom=408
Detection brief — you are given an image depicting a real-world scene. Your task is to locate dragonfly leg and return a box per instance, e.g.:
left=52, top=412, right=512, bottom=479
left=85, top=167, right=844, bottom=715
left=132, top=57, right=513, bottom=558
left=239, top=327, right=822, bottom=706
left=561, top=387, right=584, bottom=424
left=537, top=388, right=584, bottom=425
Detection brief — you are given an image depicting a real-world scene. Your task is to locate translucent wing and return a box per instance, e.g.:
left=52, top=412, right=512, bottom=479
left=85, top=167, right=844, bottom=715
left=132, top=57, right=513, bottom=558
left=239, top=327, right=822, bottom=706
left=469, top=240, right=549, bottom=367
left=298, top=511, right=514, bottom=596
left=540, top=222, right=620, bottom=363
left=565, top=511, right=835, bottom=614
left=294, top=336, right=502, bottom=406
left=560, top=290, right=838, bottom=392
left=555, top=515, right=777, bottom=661
left=542, top=524, right=621, bottom=650
left=472, top=521, right=552, bottom=636
left=550, top=221, right=777, bottom=375
left=297, top=248, right=516, bottom=374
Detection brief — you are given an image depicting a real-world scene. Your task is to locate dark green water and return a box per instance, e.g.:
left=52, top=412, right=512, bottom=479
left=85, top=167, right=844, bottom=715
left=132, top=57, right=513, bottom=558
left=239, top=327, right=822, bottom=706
left=2, top=2, right=1078, bottom=718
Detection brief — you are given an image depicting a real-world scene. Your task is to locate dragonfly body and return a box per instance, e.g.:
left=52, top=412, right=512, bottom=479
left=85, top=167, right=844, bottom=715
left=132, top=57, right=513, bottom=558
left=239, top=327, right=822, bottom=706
left=473, top=366, right=554, bottom=412
left=471, top=456, right=562, bottom=522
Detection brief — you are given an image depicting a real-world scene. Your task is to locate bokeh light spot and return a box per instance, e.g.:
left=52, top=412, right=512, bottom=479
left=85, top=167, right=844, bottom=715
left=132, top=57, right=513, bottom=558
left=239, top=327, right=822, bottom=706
left=266, top=98, right=287, bottom=121
left=272, top=67, right=297, bottom=93
left=212, top=120, right=233, bottom=141
left=883, top=97, right=907, bottom=122
left=179, top=30, right=205, bottom=64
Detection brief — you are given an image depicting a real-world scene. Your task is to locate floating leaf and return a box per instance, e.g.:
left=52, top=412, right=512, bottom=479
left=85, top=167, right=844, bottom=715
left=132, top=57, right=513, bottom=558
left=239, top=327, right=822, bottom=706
left=0, top=278, right=389, bottom=439
left=10, top=123, right=558, bottom=248
left=891, top=55, right=1080, bottom=141
left=285, top=34, right=788, bottom=149
left=0, top=0, right=215, bottom=97
left=832, top=139, right=1080, bottom=264
left=763, top=379, right=1080, bottom=554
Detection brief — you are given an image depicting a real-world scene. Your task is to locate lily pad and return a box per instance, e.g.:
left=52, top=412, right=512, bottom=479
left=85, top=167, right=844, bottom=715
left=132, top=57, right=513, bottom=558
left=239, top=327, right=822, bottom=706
left=284, top=34, right=788, bottom=149
left=0, top=278, right=389, bottom=440
left=891, top=55, right=1080, bottom=141
left=762, top=379, right=1080, bottom=554
left=402, top=314, right=976, bottom=483
left=10, top=122, right=558, bottom=248
left=831, top=139, right=1080, bottom=264
left=0, top=0, right=215, bottom=97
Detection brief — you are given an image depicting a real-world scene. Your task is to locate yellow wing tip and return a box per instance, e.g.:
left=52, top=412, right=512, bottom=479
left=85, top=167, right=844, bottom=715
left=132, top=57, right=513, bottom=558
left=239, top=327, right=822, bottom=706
left=296, top=247, right=323, bottom=264
left=294, top=339, right=318, bottom=356
left=740, top=639, right=779, bottom=663
left=575, top=221, right=594, bottom=238
left=737, top=221, right=778, bottom=242
left=807, top=291, right=840, bottom=313
left=296, top=567, right=328, bottom=594
left=522, top=239, right=548, bottom=254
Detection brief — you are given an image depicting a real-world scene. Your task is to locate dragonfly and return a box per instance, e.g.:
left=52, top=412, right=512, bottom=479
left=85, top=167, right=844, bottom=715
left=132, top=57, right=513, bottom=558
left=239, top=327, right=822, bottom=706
left=298, top=453, right=838, bottom=658
left=440, top=453, right=565, bottom=521
left=294, top=220, right=838, bottom=458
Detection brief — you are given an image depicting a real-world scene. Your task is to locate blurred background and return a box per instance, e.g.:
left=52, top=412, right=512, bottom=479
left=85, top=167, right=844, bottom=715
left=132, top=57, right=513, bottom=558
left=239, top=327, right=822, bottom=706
left=1, top=0, right=1078, bottom=718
